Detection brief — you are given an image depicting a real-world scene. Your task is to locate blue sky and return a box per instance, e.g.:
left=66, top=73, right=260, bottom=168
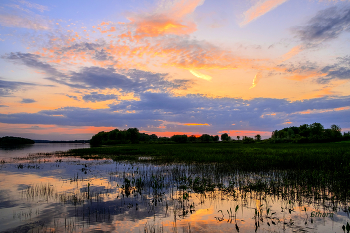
left=0, top=0, right=350, bottom=140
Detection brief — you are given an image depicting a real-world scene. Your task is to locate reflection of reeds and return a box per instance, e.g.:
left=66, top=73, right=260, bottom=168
left=14, top=155, right=350, bottom=232
left=22, top=180, right=108, bottom=206
left=23, top=183, right=54, bottom=200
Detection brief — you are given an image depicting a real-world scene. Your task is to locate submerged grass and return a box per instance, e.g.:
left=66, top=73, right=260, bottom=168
left=67, top=143, right=350, bottom=199
left=11, top=143, right=350, bottom=232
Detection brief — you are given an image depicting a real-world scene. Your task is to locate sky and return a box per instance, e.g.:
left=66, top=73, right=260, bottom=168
left=0, top=0, right=350, bottom=140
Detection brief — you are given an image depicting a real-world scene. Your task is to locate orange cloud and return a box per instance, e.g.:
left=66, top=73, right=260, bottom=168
left=130, top=17, right=196, bottom=40
left=249, top=72, right=262, bottom=89
left=0, top=123, right=116, bottom=136
left=189, top=70, right=213, bottom=81
left=240, top=0, right=289, bottom=27
left=280, top=45, right=303, bottom=62
left=292, top=105, right=350, bottom=116
left=96, top=25, right=117, bottom=34
left=335, top=106, right=350, bottom=111
left=34, top=14, right=305, bottom=83
left=301, top=87, right=333, bottom=99
left=287, top=72, right=322, bottom=81
left=183, top=123, right=210, bottom=126
left=124, top=0, right=204, bottom=40
left=164, top=0, right=205, bottom=18
left=260, top=112, right=277, bottom=118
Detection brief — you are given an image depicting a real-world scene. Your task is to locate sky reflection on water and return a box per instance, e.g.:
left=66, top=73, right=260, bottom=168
left=0, top=147, right=349, bottom=232
left=0, top=143, right=90, bottom=161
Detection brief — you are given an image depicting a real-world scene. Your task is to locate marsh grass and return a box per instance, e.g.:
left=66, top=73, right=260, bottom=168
left=66, top=143, right=350, bottom=201
left=67, top=143, right=350, bottom=170
left=13, top=143, right=350, bottom=232
left=15, top=160, right=350, bottom=232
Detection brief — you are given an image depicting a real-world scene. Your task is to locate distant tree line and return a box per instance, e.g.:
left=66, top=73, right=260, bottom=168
left=220, top=133, right=261, bottom=144
left=89, top=123, right=350, bottom=145
left=90, top=128, right=141, bottom=145
left=0, top=136, right=35, bottom=146
left=90, top=127, right=223, bottom=145
left=171, top=134, right=220, bottom=143
left=89, top=128, right=261, bottom=145
left=270, top=122, right=349, bottom=143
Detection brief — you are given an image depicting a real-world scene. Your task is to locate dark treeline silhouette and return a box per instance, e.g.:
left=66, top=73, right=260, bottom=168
left=89, top=127, right=257, bottom=145
left=90, top=123, right=350, bottom=145
left=271, top=122, right=349, bottom=143
left=0, top=136, right=35, bottom=146
left=89, top=128, right=221, bottom=145
left=171, top=134, right=219, bottom=143
left=90, top=128, right=141, bottom=145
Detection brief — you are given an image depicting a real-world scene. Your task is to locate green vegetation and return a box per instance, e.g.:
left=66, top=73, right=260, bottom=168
left=0, top=136, right=35, bottom=146
left=68, top=142, right=349, bottom=170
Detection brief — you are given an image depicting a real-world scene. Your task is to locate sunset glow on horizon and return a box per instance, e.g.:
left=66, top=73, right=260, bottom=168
left=0, top=0, right=350, bottom=140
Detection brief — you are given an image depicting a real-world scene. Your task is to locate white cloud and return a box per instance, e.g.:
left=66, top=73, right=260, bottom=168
left=16, top=0, right=49, bottom=12
left=0, top=13, right=50, bottom=30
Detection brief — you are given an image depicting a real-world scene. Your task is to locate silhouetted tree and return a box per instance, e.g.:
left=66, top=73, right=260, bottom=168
left=127, top=128, right=140, bottom=143
left=171, top=135, right=188, bottom=143
left=188, top=135, right=197, bottom=142
left=221, top=133, right=229, bottom=141
left=242, top=136, right=255, bottom=144
left=90, top=131, right=106, bottom=145
left=331, top=124, right=342, bottom=139
left=200, top=134, right=212, bottom=142
left=344, top=132, right=350, bottom=141
left=213, top=135, right=219, bottom=142
left=254, top=134, right=261, bottom=141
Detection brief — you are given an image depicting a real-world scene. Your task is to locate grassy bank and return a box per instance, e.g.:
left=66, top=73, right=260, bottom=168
left=68, top=143, right=350, bottom=171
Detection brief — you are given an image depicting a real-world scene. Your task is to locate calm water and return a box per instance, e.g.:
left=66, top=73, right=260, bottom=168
left=0, top=145, right=349, bottom=232
left=0, top=143, right=90, bottom=161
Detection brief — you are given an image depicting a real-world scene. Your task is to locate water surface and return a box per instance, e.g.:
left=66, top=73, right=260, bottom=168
left=0, top=143, right=90, bottom=161
left=0, top=145, right=349, bottom=232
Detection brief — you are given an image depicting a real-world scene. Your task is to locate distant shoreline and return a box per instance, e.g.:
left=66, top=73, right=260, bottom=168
left=34, top=140, right=90, bottom=143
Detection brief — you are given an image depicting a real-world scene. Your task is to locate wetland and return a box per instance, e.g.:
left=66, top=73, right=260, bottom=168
left=0, top=143, right=350, bottom=232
